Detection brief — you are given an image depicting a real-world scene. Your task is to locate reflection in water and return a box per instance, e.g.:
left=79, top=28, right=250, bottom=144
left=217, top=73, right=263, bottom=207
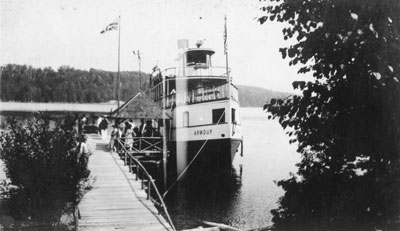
left=163, top=108, right=299, bottom=230
left=164, top=165, right=243, bottom=230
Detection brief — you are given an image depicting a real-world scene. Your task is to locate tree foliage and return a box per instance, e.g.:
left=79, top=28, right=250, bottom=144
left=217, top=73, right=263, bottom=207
left=0, top=64, right=147, bottom=103
left=259, top=0, right=400, bottom=230
left=0, top=116, right=90, bottom=223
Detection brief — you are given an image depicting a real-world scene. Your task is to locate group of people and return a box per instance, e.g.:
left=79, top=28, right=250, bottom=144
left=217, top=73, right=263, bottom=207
left=67, top=115, right=162, bottom=153
left=109, top=119, right=160, bottom=152
left=74, top=117, right=163, bottom=167
left=63, top=113, right=108, bottom=135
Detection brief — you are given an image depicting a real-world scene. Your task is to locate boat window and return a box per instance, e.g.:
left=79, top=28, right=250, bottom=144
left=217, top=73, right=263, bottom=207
left=232, top=108, right=236, bottom=124
left=183, top=111, right=189, bottom=127
left=212, top=108, right=225, bottom=124
left=187, top=51, right=207, bottom=66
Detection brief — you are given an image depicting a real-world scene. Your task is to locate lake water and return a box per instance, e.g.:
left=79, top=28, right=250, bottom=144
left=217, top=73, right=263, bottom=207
left=164, top=107, right=300, bottom=230
left=0, top=105, right=299, bottom=230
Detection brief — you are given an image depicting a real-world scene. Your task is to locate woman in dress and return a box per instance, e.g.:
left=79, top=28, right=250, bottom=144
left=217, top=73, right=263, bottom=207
left=124, top=123, right=135, bottom=150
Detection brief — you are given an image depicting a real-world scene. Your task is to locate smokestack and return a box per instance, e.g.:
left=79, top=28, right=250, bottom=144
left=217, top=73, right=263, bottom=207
left=178, top=39, right=189, bottom=49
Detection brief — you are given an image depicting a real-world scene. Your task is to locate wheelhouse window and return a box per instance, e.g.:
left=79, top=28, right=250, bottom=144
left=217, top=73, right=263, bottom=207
left=187, top=52, right=206, bottom=66
left=186, top=50, right=212, bottom=66
left=212, top=108, right=225, bottom=124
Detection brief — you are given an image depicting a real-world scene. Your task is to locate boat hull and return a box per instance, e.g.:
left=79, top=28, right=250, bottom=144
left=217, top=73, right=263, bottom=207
left=168, top=138, right=242, bottom=176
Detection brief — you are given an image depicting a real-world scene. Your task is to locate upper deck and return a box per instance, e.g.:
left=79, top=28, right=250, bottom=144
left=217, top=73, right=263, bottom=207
left=147, top=79, right=239, bottom=109
left=146, top=42, right=239, bottom=108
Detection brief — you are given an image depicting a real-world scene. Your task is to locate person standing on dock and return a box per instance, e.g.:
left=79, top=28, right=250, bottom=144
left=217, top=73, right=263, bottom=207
left=99, top=117, right=109, bottom=140
left=143, top=120, right=154, bottom=137
left=78, top=135, right=91, bottom=166
left=124, top=122, right=135, bottom=150
left=109, top=125, right=119, bottom=151
left=139, top=119, right=145, bottom=137
left=128, top=119, right=135, bottom=130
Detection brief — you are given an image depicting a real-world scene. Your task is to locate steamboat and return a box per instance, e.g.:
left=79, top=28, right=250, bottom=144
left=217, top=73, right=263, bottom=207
left=147, top=39, right=243, bottom=176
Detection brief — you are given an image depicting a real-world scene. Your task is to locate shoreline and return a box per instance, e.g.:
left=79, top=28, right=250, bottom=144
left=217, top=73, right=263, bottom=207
left=0, top=102, right=118, bottom=113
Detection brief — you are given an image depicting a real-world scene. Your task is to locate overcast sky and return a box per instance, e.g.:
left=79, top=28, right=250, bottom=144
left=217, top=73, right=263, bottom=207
left=1, top=0, right=308, bottom=92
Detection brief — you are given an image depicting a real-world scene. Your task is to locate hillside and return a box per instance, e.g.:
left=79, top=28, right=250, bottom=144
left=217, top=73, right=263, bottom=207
left=237, top=85, right=291, bottom=107
left=0, top=64, right=291, bottom=107
left=0, top=64, right=145, bottom=103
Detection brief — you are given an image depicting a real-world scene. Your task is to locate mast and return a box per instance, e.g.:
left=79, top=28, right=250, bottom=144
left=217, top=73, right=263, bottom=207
left=224, top=15, right=230, bottom=87
left=138, top=50, right=142, bottom=90
left=224, top=15, right=232, bottom=129
left=117, top=15, right=121, bottom=114
left=162, top=71, right=168, bottom=190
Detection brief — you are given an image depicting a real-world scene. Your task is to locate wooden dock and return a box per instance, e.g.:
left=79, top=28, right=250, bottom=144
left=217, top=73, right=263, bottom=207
left=78, top=134, right=172, bottom=231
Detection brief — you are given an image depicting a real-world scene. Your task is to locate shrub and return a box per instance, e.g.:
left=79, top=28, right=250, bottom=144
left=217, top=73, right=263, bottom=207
left=0, top=116, right=90, bottom=223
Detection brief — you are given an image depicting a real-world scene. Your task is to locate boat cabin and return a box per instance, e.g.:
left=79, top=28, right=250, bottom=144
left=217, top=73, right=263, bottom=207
left=147, top=41, right=238, bottom=108
left=185, top=49, right=214, bottom=68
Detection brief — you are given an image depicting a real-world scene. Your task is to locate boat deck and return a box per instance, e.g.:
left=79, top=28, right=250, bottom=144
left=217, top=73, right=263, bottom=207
left=78, top=134, right=172, bottom=231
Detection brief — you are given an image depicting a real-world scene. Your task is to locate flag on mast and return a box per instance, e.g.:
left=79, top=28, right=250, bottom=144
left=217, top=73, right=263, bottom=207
left=224, top=15, right=228, bottom=54
left=100, top=16, right=121, bottom=113
left=132, top=50, right=141, bottom=61
left=100, top=18, right=119, bottom=34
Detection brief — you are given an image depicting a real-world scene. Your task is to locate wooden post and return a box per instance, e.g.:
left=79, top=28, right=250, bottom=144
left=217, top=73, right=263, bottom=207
left=136, top=165, right=139, bottom=181
left=74, top=206, right=79, bottom=231
left=162, top=73, right=168, bottom=191
left=147, top=179, right=151, bottom=200
left=129, top=156, right=132, bottom=172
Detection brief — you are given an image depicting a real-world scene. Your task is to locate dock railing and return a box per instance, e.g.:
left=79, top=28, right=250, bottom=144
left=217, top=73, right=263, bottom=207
left=115, top=138, right=176, bottom=231
left=120, top=137, right=163, bottom=155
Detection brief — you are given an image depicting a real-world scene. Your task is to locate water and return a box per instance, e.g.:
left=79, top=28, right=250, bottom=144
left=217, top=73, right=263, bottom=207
left=164, top=107, right=300, bottom=230
left=0, top=105, right=299, bottom=230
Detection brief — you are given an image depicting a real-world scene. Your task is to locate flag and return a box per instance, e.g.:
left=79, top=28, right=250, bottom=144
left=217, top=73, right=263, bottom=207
left=224, top=16, right=228, bottom=54
left=100, top=18, right=118, bottom=34
left=133, top=50, right=141, bottom=62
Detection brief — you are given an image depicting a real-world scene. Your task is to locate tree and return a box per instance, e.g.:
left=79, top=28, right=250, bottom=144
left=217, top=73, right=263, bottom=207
left=259, top=0, right=400, bottom=230
left=0, top=116, right=90, bottom=224
left=0, top=64, right=147, bottom=103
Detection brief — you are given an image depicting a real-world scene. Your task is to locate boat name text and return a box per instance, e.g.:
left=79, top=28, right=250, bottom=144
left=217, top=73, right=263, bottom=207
left=194, top=129, right=212, bottom=136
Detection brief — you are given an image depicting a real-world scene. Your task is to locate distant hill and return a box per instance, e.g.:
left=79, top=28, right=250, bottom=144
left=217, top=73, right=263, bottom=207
left=0, top=64, right=145, bottom=103
left=237, top=85, right=292, bottom=107
left=0, top=64, right=291, bottom=106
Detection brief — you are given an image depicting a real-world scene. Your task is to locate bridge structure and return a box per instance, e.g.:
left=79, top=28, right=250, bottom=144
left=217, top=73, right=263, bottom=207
left=77, top=134, right=174, bottom=231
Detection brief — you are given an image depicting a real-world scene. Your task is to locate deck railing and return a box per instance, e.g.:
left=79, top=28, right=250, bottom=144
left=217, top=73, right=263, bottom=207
left=115, top=138, right=176, bottom=231
left=163, top=66, right=230, bottom=78
left=148, top=82, right=239, bottom=108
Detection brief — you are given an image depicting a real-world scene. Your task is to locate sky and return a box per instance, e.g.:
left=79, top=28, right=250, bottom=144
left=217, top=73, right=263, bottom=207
left=0, top=0, right=308, bottom=92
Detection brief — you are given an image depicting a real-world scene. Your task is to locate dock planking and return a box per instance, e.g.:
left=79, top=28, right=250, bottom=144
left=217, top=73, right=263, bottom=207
left=78, top=135, right=172, bottom=231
